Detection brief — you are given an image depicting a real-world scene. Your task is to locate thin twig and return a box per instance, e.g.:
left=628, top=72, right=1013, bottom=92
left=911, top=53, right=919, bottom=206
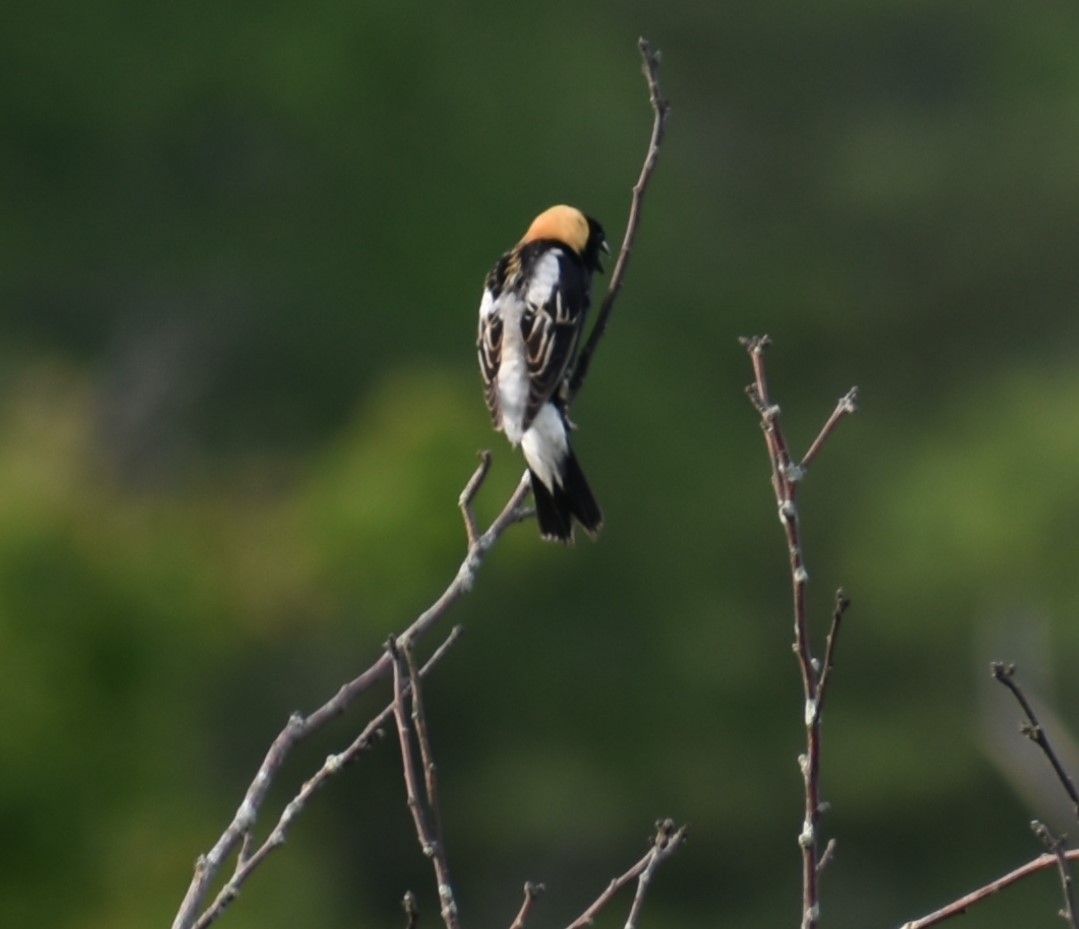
left=624, top=820, right=685, bottom=929
left=191, top=627, right=464, bottom=929
left=567, top=36, right=670, bottom=403
left=403, top=891, right=420, bottom=929
left=404, top=640, right=449, bottom=880
left=507, top=881, right=546, bottom=929
left=816, top=838, right=837, bottom=876
left=1032, top=821, right=1079, bottom=929
left=898, top=849, right=1079, bottom=929
left=742, top=335, right=856, bottom=929
left=991, top=661, right=1079, bottom=818
left=563, top=819, right=687, bottom=929
left=801, top=388, right=858, bottom=472
left=459, top=450, right=492, bottom=548
left=390, top=638, right=460, bottom=929
left=815, top=589, right=849, bottom=717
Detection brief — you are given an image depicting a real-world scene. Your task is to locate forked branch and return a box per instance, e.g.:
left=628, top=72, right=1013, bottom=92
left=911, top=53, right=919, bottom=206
left=172, top=456, right=528, bottom=929
left=390, top=637, right=460, bottom=929
left=563, top=820, right=687, bottom=929
left=742, top=335, right=857, bottom=929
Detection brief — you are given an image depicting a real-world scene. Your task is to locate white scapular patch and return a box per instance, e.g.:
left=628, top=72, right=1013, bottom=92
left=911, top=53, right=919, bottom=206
left=524, top=250, right=561, bottom=307
left=521, top=403, right=569, bottom=491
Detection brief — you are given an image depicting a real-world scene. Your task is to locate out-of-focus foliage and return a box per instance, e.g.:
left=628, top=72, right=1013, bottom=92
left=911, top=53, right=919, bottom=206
left=4, top=2, right=1079, bottom=927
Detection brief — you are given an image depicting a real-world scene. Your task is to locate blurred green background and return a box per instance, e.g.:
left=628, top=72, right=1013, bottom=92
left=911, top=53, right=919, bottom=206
left=5, top=1, right=1079, bottom=927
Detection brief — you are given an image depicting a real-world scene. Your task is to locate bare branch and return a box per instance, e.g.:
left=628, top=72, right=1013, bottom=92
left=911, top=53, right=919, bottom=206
left=741, top=336, right=856, bottom=929
left=390, top=637, right=460, bottom=929
left=507, top=881, right=546, bottom=929
left=563, top=819, right=686, bottom=929
left=190, top=627, right=464, bottom=929
left=903, top=661, right=1079, bottom=926
left=171, top=461, right=525, bottom=929
left=898, top=849, right=1079, bottom=929
left=991, top=661, right=1079, bottom=818
left=405, top=641, right=446, bottom=848
left=567, top=37, right=671, bottom=403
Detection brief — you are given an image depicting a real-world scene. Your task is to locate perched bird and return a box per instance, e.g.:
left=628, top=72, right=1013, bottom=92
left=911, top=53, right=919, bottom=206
left=477, top=205, right=608, bottom=543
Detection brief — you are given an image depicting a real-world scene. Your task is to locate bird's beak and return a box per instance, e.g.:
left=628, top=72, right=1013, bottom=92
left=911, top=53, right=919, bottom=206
left=601, top=239, right=611, bottom=255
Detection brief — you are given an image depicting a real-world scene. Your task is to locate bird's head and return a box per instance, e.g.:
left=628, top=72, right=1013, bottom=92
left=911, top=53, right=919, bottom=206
left=521, top=204, right=610, bottom=273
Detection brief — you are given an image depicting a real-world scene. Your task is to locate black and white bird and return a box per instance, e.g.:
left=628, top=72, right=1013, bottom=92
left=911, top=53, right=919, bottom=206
left=477, top=204, right=608, bottom=543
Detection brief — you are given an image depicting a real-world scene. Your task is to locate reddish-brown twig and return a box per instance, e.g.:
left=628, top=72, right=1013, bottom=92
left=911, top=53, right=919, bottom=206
left=563, top=819, right=687, bottom=929
left=898, top=849, right=1079, bottom=929
left=507, top=881, right=546, bottom=929
left=801, top=389, right=858, bottom=472
left=741, top=335, right=857, bottom=929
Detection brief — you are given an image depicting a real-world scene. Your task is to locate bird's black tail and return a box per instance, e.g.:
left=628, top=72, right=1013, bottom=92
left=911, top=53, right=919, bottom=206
left=529, top=450, right=603, bottom=544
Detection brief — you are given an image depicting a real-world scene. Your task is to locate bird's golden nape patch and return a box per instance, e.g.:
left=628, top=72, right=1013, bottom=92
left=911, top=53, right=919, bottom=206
left=519, top=204, right=590, bottom=254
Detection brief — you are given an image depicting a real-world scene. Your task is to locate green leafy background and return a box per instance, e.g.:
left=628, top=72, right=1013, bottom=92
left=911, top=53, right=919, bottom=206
left=5, top=2, right=1079, bottom=927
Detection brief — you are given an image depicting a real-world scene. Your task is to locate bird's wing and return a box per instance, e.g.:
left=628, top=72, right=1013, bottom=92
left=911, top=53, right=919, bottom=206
left=521, top=250, right=588, bottom=427
left=477, top=288, right=503, bottom=425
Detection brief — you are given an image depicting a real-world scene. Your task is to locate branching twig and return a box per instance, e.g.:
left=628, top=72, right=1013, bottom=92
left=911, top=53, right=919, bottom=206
left=563, top=819, right=687, bottom=929
left=742, top=335, right=856, bottom=929
left=567, top=36, right=670, bottom=403
left=898, top=849, right=1079, bottom=929
left=898, top=664, right=1079, bottom=928
left=390, top=637, right=460, bottom=929
left=405, top=642, right=446, bottom=852
left=991, top=661, right=1079, bottom=818
left=189, top=627, right=464, bottom=929
left=171, top=459, right=522, bottom=929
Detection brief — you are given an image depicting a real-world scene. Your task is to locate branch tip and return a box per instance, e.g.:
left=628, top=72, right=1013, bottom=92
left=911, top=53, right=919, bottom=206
left=567, top=35, right=669, bottom=402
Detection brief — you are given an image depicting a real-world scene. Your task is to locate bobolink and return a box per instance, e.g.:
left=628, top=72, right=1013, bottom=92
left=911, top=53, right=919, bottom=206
left=477, top=204, right=608, bottom=543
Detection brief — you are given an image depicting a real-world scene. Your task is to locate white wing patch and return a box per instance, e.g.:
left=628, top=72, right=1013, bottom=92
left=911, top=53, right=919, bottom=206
left=525, top=251, right=561, bottom=308
left=521, top=403, right=569, bottom=492
left=492, top=292, right=528, bottom=445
